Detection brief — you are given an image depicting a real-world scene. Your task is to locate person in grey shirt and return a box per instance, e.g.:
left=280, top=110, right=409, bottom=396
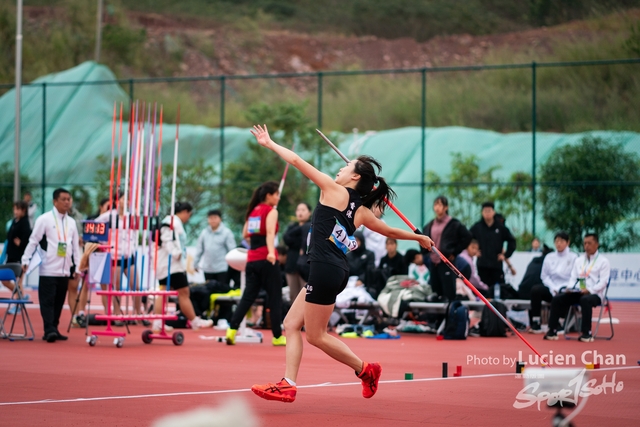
left=194, top=209, right=236, bottom=284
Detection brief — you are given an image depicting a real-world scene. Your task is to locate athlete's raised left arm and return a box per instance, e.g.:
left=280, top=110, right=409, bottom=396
left=355, top=207, right=434, bottom=250
left=251, top=124, right=337, bottom=194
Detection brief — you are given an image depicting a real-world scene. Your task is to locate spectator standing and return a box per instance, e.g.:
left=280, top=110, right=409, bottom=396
left=66, top=195, right=85, bottom=321
left=87, top=198, right=110, bottom=220
left=154, top=202, right=213, bottom=332
left=226, top=182, right=285, bottom=346
left=6, top=201, right=31, bottom=263
left=194, top=209, right=236, bottom=284
left=22, top=188, right=81, bottom=342
left=544, top=233, right=609, bottom=342
left=23, top=191, right=38, bottom=228
left=283, top=203, right=312, bottom=302
left=361, top=204, right=387, bottom=266
left=296, top=219, right=312, bottom=283
left=528, top=232, right=576, bottom=333
left=470, top=201, right=516, bottom=298
left=422, top=196, right=472, bottom=301
left=2, top=201, right=32, bottom=295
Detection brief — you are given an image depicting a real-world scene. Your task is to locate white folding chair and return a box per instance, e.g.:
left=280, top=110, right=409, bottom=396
left=564, top=280, right=613, bottom=340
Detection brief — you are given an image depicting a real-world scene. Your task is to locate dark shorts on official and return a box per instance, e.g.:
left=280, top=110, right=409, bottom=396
left=159, top=272, right=189, bottom=290
left=305, top=261, right=349, bottom=305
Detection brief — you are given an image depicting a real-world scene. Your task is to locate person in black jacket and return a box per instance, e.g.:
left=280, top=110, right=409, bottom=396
left=2, top=201, right=32, bottom=294
left=7, top=201, right=32, bottom=263
left=296, top=220, right=311, bottom=282
left=422, top=196, right=472, bottom=301
left=346, top=230, right=376, bottom=295
left=282, top=202, right=312, bottom=302
left=470, top=201, right=517, bottom=298
left=378, top=238, right=408, bottom=276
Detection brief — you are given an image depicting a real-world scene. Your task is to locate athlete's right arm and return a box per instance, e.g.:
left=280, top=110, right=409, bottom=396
left=251, top=124, right=336, bottom=193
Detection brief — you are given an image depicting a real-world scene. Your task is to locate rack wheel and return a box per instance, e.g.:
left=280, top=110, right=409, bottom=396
left=87, top=335, right=97, bottom=346
left=142, top=329, right=153, bottom=344
left=114, top=337, right=125, bottom=348
left=172, top=331, right=184, bottom=346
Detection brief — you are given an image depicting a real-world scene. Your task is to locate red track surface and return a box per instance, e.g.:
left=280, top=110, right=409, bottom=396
left=1, top=297, right=639, bottom=426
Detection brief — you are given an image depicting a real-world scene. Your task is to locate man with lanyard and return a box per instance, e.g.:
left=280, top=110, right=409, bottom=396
left=22, top=188, right=81, bottom=342
left=544, top=233, right=610, bottom=343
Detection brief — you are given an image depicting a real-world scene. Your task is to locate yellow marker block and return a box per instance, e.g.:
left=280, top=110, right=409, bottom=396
left=585, top=363, right=595, bottom=370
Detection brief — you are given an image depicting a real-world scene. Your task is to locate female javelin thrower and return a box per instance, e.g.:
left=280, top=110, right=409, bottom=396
left=249, top=124, right=434, bottom=403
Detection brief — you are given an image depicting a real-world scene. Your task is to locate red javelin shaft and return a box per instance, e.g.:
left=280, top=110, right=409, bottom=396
left=315, top=129, right=549, bottom=366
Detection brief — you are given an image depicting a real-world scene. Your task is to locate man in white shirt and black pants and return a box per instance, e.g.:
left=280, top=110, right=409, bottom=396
left=22, top=188, right=81, bottom=343
left=544, top=233, right=610, bottom=343
left=529, top=231, right=577, bottom=333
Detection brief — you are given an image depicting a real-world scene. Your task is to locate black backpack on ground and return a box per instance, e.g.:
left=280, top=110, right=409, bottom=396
left=186, top=280, right=231, bottom=317
left=443, top=300, right=469, bottom=340
left=480, top=300, right=508, bottom=337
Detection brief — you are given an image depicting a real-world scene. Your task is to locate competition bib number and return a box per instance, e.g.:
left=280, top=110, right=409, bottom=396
left=247, top=216, right=261, bottom=234
left=328, top=220, right=358, bottom=254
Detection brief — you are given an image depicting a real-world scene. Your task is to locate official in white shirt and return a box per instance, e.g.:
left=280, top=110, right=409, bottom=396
left=22, top=188, right=81, bottom=343
left=544, top=233, right=610, bottom=342
left=528, top=231, right=577, bottom=333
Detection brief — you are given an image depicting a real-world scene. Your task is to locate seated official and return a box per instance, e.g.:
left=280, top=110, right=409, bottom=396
left=528, top=232, right=576, bottom=334
left=544, top=233, right=610, bottom=343
left=378, top=238, right=408, bottom=276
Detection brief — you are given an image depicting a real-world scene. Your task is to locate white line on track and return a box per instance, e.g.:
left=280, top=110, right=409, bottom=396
left=1, top=366, right=637, bottom=407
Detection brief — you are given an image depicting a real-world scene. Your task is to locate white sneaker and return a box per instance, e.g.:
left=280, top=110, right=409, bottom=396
left=190, top=317, right=213, bottom=330
left=152, top=320, right=173, bottom=332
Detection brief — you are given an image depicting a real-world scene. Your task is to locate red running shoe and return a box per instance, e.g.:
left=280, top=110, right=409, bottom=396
left=251, top=379, right=297, bottom=403
left=357, top=362, right=382, bottom=398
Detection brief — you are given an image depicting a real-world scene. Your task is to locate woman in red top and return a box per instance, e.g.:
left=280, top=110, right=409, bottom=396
left=226, top=181, right=286, bottom=346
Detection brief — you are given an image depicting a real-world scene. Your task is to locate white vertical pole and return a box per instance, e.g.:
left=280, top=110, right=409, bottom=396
left=14, top=0, right=23, bottom=201
left=95, top=0, right=103, bottom=62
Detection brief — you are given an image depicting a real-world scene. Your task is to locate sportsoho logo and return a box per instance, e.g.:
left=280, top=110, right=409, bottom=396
left=513, top=368, right=624, bottom=410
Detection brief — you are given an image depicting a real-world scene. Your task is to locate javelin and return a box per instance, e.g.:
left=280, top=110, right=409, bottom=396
left=315, top=128, right=549, bottom=366
left=276, top=141, right=296, bottom=208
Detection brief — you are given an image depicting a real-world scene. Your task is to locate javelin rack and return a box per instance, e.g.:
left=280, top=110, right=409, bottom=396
left=84, top=233, right=183, bottom=348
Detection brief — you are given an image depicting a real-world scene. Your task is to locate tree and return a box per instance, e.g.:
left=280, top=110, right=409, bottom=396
left=539, top=136, right=640, bottom=251
left=160, top=159, right=219, bottom=241
left=426, top=153, right=533, bottom=248
left=425, top=152, right=501, bottom=227
left=223, top=101, right=322, bottom=232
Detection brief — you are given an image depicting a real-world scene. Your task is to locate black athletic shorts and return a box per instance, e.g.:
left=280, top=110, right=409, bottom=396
left=159, top=272, right=189, bottom=290
left=305, top=261, right=349, bottom=305
left=115, top=256, right=136, bottom=269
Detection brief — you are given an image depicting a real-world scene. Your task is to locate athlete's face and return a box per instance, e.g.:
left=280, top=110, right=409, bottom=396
left=265, top=191, right=280, bottom=207
left=335, top=161, right=359, bottom=186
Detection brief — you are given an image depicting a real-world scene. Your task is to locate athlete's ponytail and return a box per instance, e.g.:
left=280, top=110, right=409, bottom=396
left=245, top=181, right=280, bottom=220
left=353, top=155, right=396, bottom=210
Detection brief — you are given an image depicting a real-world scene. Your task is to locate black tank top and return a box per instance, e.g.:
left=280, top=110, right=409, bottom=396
left=307, top=187, right=362, bottom=270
